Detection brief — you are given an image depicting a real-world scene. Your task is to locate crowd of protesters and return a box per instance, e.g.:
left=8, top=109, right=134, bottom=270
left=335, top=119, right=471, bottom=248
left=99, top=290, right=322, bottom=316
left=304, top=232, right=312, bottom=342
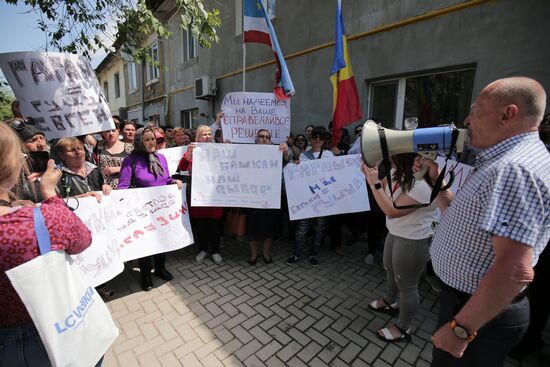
left=1, top=76, right=549, bottom=367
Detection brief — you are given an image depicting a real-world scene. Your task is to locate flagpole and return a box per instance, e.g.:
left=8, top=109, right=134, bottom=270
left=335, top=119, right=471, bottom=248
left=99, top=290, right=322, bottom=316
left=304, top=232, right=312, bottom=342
left=242, top=6, right=246, bottom=92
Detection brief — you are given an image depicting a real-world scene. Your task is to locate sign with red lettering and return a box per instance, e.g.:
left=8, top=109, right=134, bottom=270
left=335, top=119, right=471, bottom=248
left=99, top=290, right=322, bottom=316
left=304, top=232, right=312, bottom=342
left=0, top=51, right=115, bottom=139
left=72, top=185, right=193, bottom=286
left=221, top=92, right=290, bottom=144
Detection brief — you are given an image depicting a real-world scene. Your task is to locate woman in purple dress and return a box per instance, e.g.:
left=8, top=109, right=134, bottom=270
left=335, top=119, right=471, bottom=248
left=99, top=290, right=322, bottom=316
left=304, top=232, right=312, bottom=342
left=118, top=127, right=182, bottom=291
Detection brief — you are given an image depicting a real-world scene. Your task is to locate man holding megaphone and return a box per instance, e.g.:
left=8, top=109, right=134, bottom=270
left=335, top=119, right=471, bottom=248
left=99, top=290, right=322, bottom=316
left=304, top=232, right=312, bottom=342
left=413, top=77, right=549, bottom=367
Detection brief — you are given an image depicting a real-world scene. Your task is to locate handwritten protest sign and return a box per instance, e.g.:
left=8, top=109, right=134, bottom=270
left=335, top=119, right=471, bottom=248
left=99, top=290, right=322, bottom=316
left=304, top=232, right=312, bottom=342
left=113, top=185, right=194, bottom=261
left=284, top=154, right=370, bottom=220
left=72, top=185, right=193, bottom=286
left=72, top=196, right=123, bottom=287
left=0, top=51, right=114, bottom=139
left=221, top=92, right=290, bottom=144
left=159, top=145, right=188, bottom=175
left=435, top=156, right=474, bottom=194
left=191, top=143, right=282, bottom=208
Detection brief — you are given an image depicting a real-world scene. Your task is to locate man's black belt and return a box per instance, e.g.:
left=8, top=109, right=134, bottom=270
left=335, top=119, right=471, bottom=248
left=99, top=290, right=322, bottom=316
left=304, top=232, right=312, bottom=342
left=442, top=282, right=527, bottom=306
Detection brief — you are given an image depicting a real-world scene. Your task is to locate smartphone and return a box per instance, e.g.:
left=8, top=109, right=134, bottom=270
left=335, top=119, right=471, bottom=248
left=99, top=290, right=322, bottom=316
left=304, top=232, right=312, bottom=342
left=28, top=151, right=50, bottom=173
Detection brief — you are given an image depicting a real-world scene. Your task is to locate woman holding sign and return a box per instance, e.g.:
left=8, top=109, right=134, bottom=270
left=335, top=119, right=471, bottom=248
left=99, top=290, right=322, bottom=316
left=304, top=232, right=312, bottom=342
left=246, top=129, right=290, bottom=265
left=178, top=125, right=225, bottom=265
left=118, top=127, right=183, bottom=291
left=361, top=154, right=437, bottom=343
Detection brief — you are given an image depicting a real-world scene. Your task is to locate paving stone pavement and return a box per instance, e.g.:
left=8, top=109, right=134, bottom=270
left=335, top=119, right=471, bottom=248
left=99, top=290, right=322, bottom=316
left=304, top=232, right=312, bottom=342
left=102, top=237, right=549, bottom=367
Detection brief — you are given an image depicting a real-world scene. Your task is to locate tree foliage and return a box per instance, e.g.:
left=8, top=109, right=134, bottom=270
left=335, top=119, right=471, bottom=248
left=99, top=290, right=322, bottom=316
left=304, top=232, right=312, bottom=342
left=4, top=0, right=221, bottom=61
left=0, top=80, right=16, bottom=120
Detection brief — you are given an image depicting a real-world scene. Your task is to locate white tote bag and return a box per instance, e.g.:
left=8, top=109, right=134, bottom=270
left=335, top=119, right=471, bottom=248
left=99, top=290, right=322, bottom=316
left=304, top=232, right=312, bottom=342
left=6, top=207, right=119, bottom=367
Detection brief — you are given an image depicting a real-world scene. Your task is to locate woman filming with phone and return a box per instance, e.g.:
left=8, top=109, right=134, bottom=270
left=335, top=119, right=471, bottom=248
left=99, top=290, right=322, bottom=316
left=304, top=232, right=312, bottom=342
left=0, top=122, right=96, bottom=366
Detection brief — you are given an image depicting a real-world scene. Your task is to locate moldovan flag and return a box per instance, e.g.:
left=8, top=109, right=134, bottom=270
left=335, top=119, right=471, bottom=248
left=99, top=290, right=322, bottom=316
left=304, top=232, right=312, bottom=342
left=243, top=0, right=295, bottom=99
left=330, top=0, right=362, bottom=146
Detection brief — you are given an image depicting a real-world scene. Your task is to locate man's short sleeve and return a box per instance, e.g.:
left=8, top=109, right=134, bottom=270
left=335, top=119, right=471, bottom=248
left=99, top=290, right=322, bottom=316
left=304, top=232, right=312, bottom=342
left=481, top=163, right=545, bottom=246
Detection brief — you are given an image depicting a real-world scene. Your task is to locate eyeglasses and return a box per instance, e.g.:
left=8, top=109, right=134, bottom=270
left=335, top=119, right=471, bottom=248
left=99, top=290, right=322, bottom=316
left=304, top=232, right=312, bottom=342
left=311, top=135, right=324, bottom=140
left=9, top=118, right=36, bottom=131
left=258, top=134, right=270, bottom=139
left=295, top=138, right=305, bottom=142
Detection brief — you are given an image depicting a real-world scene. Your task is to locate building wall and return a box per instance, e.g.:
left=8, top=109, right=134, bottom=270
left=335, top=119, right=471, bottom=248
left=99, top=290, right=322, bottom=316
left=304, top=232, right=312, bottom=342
left=96, top=56, right=127, bottom=119
left=158, top=0, right=550, bottom=132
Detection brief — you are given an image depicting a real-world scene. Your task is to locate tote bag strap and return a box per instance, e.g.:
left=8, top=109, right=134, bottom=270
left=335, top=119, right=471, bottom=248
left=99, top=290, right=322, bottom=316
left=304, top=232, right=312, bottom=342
left=33, top=207, right=52, bottom=255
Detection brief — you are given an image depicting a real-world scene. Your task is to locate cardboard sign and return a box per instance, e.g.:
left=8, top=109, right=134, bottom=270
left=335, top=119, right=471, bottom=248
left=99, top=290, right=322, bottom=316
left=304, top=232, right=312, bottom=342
left=435, top=156, right=475, bottom=194
left=159, top=146, right=188, bottom=176
left=283, top=154, right=370, bottom=220
left=191, top=143, right=282, bottom=208
left=221, top=92, right=290, bottom=144
left=72, top=185, right=193, bottom=286
left=0, top=51, right=114, bottom=139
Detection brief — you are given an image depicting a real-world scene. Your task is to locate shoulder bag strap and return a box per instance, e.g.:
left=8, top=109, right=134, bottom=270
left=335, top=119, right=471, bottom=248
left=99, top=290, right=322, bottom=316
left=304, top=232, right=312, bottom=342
left=33, top=207, right=52, bottom=255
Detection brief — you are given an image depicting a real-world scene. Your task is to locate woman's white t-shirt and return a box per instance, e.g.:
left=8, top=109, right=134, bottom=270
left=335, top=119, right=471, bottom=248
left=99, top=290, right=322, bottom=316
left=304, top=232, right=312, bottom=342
left=385, top=176, right=437, bottom=240
left=299, top=149, right=334, bottom=161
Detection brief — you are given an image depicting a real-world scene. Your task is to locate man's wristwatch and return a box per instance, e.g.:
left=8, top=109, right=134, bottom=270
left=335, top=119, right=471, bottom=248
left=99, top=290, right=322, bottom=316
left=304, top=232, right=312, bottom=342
left=373, top=182, right=382, bottom=190
left=450, top=319, right=476, bottom=342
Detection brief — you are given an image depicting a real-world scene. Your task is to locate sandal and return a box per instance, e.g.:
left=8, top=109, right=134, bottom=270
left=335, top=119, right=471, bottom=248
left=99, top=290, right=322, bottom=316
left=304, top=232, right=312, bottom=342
left=376, top=324, right=411, bottom=343
left=96, top=285, right=116, bottom=297
left=368, top=298, right=399, bottom=315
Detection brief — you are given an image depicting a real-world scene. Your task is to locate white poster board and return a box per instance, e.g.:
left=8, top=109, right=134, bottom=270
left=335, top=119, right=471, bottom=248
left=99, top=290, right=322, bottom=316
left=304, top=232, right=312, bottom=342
left=159, top=145, right=188, bottom=175
left=72, top=185, right=193, bottom=286
left=0, top=51, right=114, bottom=139
left=221, top=92, right=290, bottom=144
left=113, top=185, right=194, bottom=261
left=191, top=143, right=282, bottom=208
left=283, top=154, right=370, bottom=220
left=72, top=196, right=123, bottom=287
left=435, top=156, right=474, bottom=194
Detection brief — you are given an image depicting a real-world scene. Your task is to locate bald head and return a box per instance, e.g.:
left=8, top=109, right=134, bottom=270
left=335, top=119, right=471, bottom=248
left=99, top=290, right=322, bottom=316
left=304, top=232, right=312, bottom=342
left=483, top=77, right=547, bottom=125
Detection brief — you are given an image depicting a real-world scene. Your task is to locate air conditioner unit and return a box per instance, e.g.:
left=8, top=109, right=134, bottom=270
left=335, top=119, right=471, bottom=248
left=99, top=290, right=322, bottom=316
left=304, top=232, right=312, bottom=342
left=195, top=76, right=217, bottom=99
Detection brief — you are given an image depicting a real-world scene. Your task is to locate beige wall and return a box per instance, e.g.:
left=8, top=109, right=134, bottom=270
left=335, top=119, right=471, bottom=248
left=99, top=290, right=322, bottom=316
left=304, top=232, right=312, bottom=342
left=97, top=57, right=127, bottom=117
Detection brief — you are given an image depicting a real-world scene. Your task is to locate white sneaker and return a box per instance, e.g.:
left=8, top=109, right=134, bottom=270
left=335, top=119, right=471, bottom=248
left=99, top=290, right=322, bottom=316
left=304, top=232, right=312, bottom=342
left=212, top=253, right=223, bottom=264
left=195, top=251, right=208, bottom=263
left=365, top=254, right=374, bottom=265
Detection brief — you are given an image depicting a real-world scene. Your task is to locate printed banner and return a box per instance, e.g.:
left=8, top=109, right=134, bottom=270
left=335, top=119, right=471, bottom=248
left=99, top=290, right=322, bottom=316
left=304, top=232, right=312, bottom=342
left=221, top=92, right=290, bottom=144
left=72, top=185, right=193, bottom=286
left=283, top=154, right=370, bottom=220
left=191, top=143, right=282, bottom=208
left=0, top=51, right=114, bottom=139
left=159, top=145, right=188, bottom=176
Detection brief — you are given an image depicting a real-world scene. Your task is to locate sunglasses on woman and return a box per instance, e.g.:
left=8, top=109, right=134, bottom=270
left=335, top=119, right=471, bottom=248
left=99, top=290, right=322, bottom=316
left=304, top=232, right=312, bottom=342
left=9, top=118, right=36, bottom=131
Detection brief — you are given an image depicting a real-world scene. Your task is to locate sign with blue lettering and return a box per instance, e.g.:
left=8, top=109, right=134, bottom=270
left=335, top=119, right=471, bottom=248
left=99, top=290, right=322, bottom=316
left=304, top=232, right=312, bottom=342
left=221, top=91, right=291, bottom=144
left=283, top=154, right=371, bottom=220
left=191, top=143, right=282, bottom=208
left=0, top=51, right=115, bottom=139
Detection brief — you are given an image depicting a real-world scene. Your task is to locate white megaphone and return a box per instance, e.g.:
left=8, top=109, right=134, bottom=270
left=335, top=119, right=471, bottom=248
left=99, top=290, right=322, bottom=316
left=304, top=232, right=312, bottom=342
left=361, top=120, right=467, bottom=179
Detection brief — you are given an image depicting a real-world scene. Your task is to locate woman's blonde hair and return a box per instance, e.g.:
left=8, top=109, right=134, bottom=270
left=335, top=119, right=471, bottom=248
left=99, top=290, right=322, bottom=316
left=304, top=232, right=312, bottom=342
left=195, top=125, right=212, bottom=142
left=55, top=137, right=84, bottom=164
left=0, top=122, right=28, bottom=195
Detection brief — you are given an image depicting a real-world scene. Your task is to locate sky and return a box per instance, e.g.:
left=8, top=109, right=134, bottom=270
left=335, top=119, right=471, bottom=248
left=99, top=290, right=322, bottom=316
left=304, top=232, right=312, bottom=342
left=0, top=2, right=109, bottom=90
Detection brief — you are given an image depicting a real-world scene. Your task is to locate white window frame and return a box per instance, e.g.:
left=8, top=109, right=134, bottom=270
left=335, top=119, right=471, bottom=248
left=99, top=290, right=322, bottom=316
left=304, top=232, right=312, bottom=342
left=183, top=29, right=198, bottom=61
left=103, top=81, right=109, bottom=102
left=128, top=62, right=138, bottom=93
left=367, top=67, right=476, bottom=130
left=146, top=42, right=160, bottom=84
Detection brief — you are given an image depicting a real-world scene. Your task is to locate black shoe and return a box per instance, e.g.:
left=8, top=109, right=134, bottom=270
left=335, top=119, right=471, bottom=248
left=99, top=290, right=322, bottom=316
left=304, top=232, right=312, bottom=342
left=287, top=256, right=298, bottom=264
left=309, top=256, right=319, bottom=266
left=248, top=258, right=257, bottom=265
left=141, top=275, right=153, bottom=291
left=263, top=256, right=273, bottom=264
left=154, top=268, right=173, bottom=281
